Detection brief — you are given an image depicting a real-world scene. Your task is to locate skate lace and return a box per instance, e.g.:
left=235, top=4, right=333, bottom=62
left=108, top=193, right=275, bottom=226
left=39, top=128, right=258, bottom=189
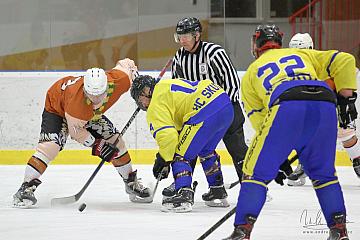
left=25, top=186, right=36, bottom=193
left=167, top=182, right=175, bottom=191
left=17, top=185, right=36, bottom=199
left=129, top=178, right=147, bottom=192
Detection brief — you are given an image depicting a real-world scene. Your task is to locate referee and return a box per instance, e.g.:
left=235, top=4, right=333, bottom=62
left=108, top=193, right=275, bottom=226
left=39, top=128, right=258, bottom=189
left=163, top=17, right=248, bottom=199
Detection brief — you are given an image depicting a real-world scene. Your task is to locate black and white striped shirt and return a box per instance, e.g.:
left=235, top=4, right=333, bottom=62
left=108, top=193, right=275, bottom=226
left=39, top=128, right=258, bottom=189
left=171, top=41, right=240, bottom=102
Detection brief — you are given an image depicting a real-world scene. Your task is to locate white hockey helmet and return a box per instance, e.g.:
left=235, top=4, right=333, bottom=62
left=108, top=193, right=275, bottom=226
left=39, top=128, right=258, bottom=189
left=289, top=33, right=314, bottom=49
left=83, top=68, right=107, bottom=96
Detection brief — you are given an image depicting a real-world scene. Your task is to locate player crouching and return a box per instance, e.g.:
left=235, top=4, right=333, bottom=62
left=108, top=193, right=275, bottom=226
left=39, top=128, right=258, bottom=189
left=13, top=61, right=152, bottom=208
left=130, top=75, right=233, bottom=212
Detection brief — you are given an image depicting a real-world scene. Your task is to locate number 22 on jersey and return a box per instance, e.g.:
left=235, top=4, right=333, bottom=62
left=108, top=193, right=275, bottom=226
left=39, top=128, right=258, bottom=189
left=258, top=55, right=306, bottom=91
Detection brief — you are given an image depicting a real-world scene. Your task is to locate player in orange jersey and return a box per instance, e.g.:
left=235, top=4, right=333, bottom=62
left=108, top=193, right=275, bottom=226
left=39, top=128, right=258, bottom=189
left=13, top=59, right=152, bottom=207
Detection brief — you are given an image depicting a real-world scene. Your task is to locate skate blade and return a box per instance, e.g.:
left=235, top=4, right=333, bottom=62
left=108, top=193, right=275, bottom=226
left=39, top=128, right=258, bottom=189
left=128, top=194, right=153, bottom=203
left=204, top=198, right=230, bottom=208
left=161, top=202, right=192, bottom=213
left=13, top=198, right=35, bottom=209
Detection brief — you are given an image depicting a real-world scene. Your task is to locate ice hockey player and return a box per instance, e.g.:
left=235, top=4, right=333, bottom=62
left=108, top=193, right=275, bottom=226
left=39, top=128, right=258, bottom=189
left=224, top=24, right=355, bottom=240
left=131, top=75, right=233, bottom=212
left=13, top=59, right=152, bottom=208
left=288, top=32, right=360, bottom=186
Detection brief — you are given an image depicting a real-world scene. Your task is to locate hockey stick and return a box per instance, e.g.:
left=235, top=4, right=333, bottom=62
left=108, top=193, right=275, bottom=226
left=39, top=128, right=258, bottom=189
left=224, top=180, right=240, bottom=189
left=147, top=169, right=165, bottom=203
left=51, top=59, right=173, bottom=206
left=197, top=154, right=300, bottom=239
left=197, top=206, right=237, bottom=240
left=50, top=110, right=139, bottom=206
left=224, top=154, right=299, bottom=190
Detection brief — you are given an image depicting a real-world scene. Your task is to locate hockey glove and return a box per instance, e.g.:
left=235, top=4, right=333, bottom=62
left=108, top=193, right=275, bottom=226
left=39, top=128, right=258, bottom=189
left=92, top=139, right=118, bottom=162
left=274, top=158, right=294, bottom=186
left=153, top=153, right=171, bottom=180
left=337, top=92, right=358, bottom=129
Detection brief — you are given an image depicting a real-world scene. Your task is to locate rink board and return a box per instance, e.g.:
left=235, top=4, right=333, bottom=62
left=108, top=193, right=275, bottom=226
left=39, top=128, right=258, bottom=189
left=0, top=149, right=352, bottom=166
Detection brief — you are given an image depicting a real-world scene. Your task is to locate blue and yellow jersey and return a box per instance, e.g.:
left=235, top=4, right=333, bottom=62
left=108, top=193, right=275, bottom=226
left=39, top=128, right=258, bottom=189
left=241, top=48, right=357, bottom=132
left=147, top=78, right=227, bottom=161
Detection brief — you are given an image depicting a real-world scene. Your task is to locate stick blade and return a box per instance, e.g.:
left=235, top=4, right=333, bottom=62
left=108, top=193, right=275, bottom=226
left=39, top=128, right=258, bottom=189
left=51, top=195, right=77, bottom=206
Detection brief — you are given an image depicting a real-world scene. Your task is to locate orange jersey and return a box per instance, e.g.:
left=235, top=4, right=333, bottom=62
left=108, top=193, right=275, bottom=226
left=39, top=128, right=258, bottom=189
left=45, top=69, right=130, bottom=121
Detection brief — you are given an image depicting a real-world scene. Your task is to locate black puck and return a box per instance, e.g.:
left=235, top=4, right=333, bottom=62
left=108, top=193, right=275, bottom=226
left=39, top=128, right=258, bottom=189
left=78, top=203, right=86, bottom=212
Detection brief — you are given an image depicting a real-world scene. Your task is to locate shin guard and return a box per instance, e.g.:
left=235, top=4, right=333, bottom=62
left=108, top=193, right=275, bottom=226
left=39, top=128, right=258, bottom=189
left=200, top=152, right=223, bottom=186
left=172, top=156, right=193, bottom=190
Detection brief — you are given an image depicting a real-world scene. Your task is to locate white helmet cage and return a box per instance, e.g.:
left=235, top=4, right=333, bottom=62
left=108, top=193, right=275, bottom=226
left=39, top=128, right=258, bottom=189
left=83, top=68, right=108, bottom=96
left=289, top=33, right=314, bottom=49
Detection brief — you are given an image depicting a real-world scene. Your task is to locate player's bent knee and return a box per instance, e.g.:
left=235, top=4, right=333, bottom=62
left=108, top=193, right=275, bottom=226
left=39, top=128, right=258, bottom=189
left=311, top=178, right=339, bottom=189
left=199, top=151, right=218, bottom=162
left=338, top=127, right=356, bottom=143
left=242, top=175, right=268, bottom=188
left=35, top=141, right=61, bottom=162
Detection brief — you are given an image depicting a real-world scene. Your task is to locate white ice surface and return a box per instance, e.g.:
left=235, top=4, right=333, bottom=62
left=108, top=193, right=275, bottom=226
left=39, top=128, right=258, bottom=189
left=1, top=165, right=359, bottom=240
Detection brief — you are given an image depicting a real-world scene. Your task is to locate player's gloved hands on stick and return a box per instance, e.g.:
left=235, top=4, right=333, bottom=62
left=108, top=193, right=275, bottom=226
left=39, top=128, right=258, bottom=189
left=92, top=139, right=118, bottom=162
left=153, top=153, right=171, bottom=180
left=274, top=158, right=294, bottom=186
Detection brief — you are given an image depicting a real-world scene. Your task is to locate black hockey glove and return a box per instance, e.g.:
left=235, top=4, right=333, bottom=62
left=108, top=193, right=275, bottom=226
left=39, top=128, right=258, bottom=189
left=153, top=153, right=171, bottom=180
left=92, top=139, right=118, bottom=162
left=274, top=158, right=294, bottom=186
left=337, top=92, right=358, bottom=129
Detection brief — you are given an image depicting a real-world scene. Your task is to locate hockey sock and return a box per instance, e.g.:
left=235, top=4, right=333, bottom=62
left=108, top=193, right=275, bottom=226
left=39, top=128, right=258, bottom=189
left=24, top=152, right=50, bottom=182
left=200, top=153, right=223, bottom=186
left=343, top=137, right=360, bottom=160
left=172, top=158, right=192, bottom=191
left=114, top=160, right=133, bottom=180
left=234, top=181, right=267, bottom=225
left=314, top=181, right=346, bottom=227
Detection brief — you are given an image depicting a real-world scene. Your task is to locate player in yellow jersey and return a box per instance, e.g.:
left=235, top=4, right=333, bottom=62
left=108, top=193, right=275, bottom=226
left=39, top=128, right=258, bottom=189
left=130, top=75, right=234, bottom=212
left=287, top=33, right=360, bottom=187
left=224, top=24, right=356, bottom=240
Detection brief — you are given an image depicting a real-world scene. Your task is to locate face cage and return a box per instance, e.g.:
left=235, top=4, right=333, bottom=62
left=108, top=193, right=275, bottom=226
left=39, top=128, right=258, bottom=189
left=136, top=99, right=148, bottom=111
left=83, top=87, right=108, bottom=101
left=174, top=32, right=196, bottom=43
left=135, top=88, right=153, bottom=111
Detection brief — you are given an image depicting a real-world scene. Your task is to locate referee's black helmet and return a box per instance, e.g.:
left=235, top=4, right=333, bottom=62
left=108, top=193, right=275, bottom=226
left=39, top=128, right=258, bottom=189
left=176, top=17, right=202, bottom=34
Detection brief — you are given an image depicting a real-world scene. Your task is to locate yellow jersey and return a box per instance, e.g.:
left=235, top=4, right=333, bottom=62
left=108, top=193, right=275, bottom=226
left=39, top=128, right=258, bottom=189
left=241, top=48, right=357, bottom=132
left=147, top=78, right=228, bottom=161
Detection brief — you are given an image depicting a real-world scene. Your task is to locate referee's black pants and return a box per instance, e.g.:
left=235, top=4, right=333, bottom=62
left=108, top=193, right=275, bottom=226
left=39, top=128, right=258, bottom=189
left=222, top=102, right=248, bottom=180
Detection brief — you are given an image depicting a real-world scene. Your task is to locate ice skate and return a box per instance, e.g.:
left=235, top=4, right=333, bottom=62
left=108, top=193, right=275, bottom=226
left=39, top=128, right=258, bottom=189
left=223, top=215, right=257, bottom=240
left=202, top=185, right=229, bottom=207
left=353, top=157, right=360, bottom=178
left=124, top=171, right=152, bottom=203
left=13, top=179, right=42, bottom=208
left=327, top=213, right=349, bottom=240
left=287, top=164, right=307, bottom=186
left=162, top=182, right=176, bottom=200
left=161, top=187, right=194, bottom=213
